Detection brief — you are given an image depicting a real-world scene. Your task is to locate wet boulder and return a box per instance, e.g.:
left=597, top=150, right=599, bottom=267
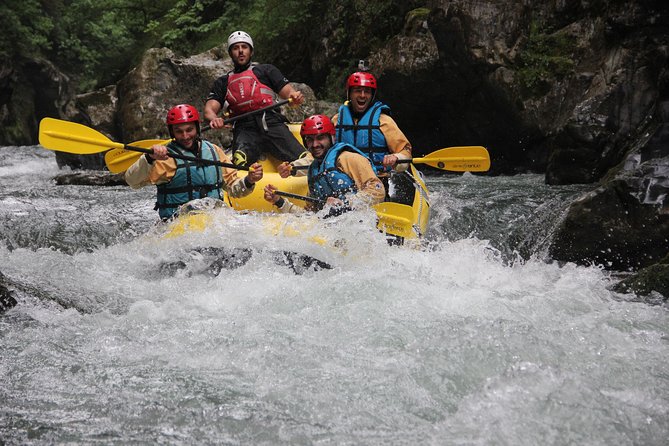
left=0, top=57, right=76, bottom=146
left=116, top=47, right=232, bottom=143
left=0, top=271, right=18, bottom=313
left=549, top=179, right=669, bottom=271
left=613, top=254, right=669, bottom=302
left=53, top=171, right=127, bottom=186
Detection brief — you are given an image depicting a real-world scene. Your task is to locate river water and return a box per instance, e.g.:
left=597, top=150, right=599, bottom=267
left=1, top=145, right=667, bottom=445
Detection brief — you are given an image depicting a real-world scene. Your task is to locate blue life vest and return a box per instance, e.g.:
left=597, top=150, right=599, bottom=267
left=335, top=101, right=390, bottom=172
left=308, top=142, right=370, bottom=207
left=155, top=140, right=223, bottom=219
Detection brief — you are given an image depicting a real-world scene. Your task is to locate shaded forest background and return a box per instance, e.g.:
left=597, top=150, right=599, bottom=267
left=1, top=0, right=421, bottom=100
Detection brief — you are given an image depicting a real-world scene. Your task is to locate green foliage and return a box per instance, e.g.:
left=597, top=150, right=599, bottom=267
left=52, top=0, right=176, bottom=90
left=0, top=1, right=54, bottom=59
left=517, top=21, right=576, bottom=97
left=1, top=0, right=175, bottom=91
left=2, top=0, right=423, bottom=96
left=150, top=0, right=317, bottom=57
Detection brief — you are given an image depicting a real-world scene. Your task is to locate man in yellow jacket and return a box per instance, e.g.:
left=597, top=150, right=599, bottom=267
left=332, top=71, right=412, bottom=173
left=264, top=114, right=385, bottom=214
left=125, top=104, right=263, bottom=220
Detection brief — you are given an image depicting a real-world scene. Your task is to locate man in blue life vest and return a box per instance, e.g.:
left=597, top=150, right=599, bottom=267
left=203, top=30, right=310, bottom=169
left=125, top=104, right=263, bottom=220
left=263, top=114, right=385, bottom=214
left=332, top=71, right=412, bottom=174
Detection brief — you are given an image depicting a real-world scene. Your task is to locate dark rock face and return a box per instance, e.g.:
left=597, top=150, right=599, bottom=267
left=0, top=58, right=76, bottom=146
left=549, top=91, right=669, bottom=272
left=545, top=43, right=667, bottom=186
left=549, top=179, right=669, bottom=270
left=362, top=1, right=669, bottom=278
left=367, top=1, right=669, bottom=181
left=371, top=3, right=543, bottom=173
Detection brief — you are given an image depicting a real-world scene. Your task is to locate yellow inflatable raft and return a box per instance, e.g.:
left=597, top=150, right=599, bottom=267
left=221, top=124, right=430, bottom=242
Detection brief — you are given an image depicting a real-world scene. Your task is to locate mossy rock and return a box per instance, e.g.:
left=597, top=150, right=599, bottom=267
left=404, top=8, right=431, bottom=35
left=614, top=259, right=669, bottom=301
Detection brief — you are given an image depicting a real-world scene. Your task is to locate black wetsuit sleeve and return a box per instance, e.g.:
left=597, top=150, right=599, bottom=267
left=253, top=64, right=290, bottom=93
left=205, top=75, right=229, bottom=105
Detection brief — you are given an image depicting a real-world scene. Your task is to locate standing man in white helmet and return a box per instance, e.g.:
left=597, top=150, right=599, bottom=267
left=204, top=31, right=309, bottom=168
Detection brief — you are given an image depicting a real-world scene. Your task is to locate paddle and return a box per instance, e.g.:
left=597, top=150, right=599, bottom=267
left=396, top=146, right=490, bottom=171
left=103, top=99, right=291, bottom=173
left=291, top=146, right=490, bottom=172
left=274, top=190, right=323, bottom=205
left=104, top=138, right=169, bottom=172
left=219, top=98, right=290, bottom=122
left=39, top=118, right=248, bottom=171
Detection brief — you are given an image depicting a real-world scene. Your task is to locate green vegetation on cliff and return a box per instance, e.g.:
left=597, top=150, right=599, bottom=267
left=516, top=21, right=576, bottom=97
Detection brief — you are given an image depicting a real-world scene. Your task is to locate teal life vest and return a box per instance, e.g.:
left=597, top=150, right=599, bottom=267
left=335, top=101, right=390, bottom=172
left=307, top=142, right=371, bottom=208
left=155, top=140, right=223, bottom=220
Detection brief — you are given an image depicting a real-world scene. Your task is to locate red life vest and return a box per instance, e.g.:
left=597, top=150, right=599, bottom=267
left=225, top=68, right=276, bottom=115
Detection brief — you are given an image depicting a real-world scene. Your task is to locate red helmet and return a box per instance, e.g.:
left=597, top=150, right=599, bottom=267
left=166, top=104, right=200, bottom=137
left=346, top=71, right=377, bottom=90
left=300, top=115, right=335, bottom=147
left=301, top=115, right=335, bottom=137
left=167, top=104, right=199, bottom=125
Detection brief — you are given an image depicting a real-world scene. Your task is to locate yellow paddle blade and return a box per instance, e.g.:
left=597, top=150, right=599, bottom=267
left=413, top=146, right=490, bottom=172
left=105, top=139, right=171, bottom=174
left=39, top=118, right=124, bottom=154
left=374, top=202, right=417, bottom=239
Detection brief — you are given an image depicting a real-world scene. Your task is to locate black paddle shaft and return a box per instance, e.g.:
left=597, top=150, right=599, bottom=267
left=275, top=190, right=324, bottom=205
left=123, top=144, right=248, bottom=171
left=216, top=98, right=290, bottom=126
left=128, top=98, right=293, bottom=170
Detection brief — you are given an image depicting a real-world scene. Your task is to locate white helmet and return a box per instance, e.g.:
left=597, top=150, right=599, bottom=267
left=227, top=31, right=254, bottom=52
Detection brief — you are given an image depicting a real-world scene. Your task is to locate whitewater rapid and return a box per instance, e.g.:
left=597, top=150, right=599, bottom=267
left=0, top=146, right=667, bottom=444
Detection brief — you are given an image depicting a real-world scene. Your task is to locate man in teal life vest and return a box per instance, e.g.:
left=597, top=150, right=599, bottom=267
left=332, top=71, right=412, bottom=174
left=125, top=104, right=263, bottom=220
left=263, top=115, right=385, bottom=214
left=204, top=31, right=310, bottom=169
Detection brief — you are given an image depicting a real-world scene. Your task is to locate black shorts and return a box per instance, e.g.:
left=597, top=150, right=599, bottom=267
left=232, top=124, right=308, bottom=167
